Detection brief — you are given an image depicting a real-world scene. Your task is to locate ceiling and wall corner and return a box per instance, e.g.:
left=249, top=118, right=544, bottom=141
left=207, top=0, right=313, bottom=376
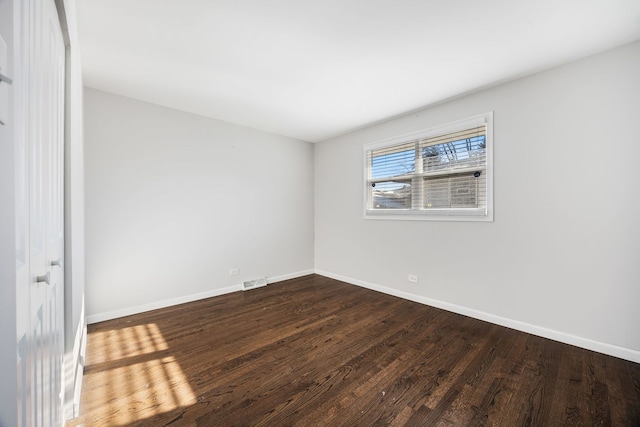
left=77, top=0, right=640, bottom=143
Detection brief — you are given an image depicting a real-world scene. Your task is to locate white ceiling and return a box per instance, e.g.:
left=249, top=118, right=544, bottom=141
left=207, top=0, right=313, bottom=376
left=77, top=0, right=640, bottom=142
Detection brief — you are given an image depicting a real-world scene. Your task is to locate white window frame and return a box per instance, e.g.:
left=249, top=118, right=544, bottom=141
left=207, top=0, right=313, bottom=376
left=363, top=112, right=493, bottom=221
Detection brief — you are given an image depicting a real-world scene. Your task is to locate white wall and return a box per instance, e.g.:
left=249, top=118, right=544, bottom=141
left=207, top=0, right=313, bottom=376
left=315, top=40, right=640, bottom=362
left=84, top=88, right=314, bottom=321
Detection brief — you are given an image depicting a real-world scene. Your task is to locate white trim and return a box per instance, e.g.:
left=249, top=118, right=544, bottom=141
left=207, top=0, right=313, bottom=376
left=86, top=269, right=314, bottom=324
left=64, top=300, right=86, bottom=420
left=365, top=208, right=489, bottom=222
left=314, top=269, right=640, bottom=364
left=72, top=324, right=86, bottom=418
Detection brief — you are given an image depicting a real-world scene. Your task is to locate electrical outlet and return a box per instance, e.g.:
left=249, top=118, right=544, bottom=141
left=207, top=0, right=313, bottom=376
left=229, top=268, right=239, bottom=276
left=408, top=274, right=418, bottom=283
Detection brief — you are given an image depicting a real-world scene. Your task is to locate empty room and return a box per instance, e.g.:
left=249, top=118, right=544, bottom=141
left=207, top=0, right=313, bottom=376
left=1, top=0, right=640, bottom=426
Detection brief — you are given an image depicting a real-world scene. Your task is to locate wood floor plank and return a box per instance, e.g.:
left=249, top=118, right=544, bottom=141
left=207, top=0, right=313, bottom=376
left=66, top=275, right=640, bottom=426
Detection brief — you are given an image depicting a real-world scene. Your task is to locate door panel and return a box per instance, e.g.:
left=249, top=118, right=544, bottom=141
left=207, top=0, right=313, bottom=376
left=22, top=0, right=66, bottom=424
left=15, top=1, right=32, bottom=427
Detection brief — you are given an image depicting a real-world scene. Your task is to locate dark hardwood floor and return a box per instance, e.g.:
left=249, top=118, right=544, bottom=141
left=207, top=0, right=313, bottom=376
left=67, top=275, right=640, bottom=426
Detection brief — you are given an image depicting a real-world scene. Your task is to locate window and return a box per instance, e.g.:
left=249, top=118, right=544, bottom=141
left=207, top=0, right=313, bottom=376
left=364, top=112, right=493, bottom=221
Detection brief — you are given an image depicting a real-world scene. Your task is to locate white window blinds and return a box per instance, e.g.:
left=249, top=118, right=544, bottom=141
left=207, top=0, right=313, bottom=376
left=364, top=112, right=493, bottom=221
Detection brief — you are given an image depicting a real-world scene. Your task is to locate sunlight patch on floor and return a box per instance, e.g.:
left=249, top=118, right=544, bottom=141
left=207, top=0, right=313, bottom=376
left=90, top=323, right=169, bottom=363
left=78, top=323, right=197, bottom=426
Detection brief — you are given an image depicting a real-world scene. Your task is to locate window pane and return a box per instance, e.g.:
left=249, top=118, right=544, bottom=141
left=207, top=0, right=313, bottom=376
left=371, top=180, right=411, bottom=209
left=422, top=133, right=486, bottom=173
left=371, top=143, right=415, bottom=179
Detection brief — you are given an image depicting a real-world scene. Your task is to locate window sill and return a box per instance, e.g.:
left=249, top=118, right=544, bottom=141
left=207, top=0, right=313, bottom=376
left=364, top=208, right=493, bottom=222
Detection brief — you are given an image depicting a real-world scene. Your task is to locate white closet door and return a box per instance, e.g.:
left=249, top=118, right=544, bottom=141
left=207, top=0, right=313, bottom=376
left=19, top=0, right=66, bottom=424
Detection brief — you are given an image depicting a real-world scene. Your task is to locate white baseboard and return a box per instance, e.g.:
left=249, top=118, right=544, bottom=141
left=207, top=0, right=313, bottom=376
left=267, top=269, right=315, bottom=284
left=86, top=269, right=315, bottom=325
left=86, top=284, right=242, bottom=324
left=315, top=269, right=640, bottom=364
